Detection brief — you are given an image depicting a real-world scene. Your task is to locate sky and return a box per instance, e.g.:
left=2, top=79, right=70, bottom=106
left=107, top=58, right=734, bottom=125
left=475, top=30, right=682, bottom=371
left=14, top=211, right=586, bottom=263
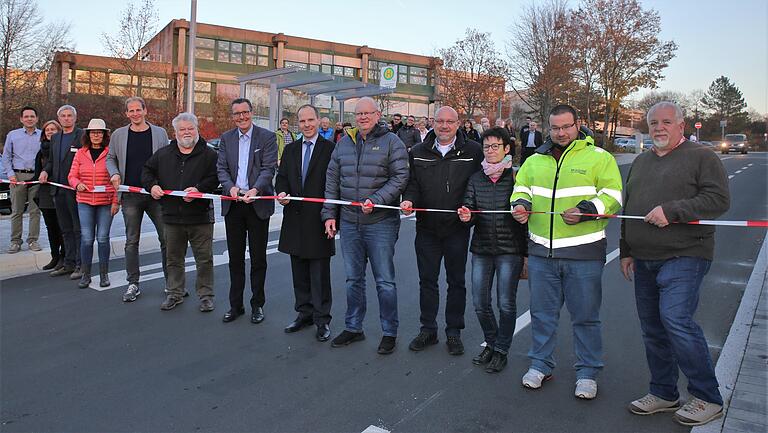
left=38, top=0, right=768, bottom=114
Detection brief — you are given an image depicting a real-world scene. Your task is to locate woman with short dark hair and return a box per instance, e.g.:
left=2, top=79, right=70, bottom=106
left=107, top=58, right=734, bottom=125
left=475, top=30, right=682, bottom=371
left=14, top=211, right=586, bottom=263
left=34, top=120, right=65, bottom=271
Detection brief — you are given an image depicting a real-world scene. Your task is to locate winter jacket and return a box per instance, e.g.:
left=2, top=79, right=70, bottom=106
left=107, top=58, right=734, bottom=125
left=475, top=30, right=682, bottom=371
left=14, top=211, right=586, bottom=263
left=463, top=127, right=481, bottom=143
left=141, top=137, right=219, bottom=225
left=463, top=168, right=527, bottom=256
left=396, top=124, right=422, bottom=151
left=321, top=123, right=409, bottom=225
left=276, top=129, right=298, bottom=161
left=68, top=146, right=117, bottom=206
left=510, top=132, right=622, bottom=260
left=403, top=130, right=483, bottom=237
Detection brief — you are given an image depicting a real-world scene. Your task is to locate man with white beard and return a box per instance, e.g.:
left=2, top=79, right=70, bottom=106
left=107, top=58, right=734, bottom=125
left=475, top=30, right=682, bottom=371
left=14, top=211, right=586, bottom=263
left=142, top=113, right=220, bottom=312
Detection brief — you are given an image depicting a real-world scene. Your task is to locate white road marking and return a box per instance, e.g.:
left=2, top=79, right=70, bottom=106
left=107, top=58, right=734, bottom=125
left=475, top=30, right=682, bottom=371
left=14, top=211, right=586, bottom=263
left=362, top=426, right=390, bottom=433
left=729, top=175, right=735, bottom=179
left=735, top=170, right=742, bottom=174
left=740, top=166, right=748, bottom=170
left=748, top=163, right=754, bottom=167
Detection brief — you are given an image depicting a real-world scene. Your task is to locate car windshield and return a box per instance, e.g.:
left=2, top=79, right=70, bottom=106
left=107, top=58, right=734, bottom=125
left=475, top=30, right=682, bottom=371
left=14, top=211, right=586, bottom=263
left=725, top=134, right=746, bottom=142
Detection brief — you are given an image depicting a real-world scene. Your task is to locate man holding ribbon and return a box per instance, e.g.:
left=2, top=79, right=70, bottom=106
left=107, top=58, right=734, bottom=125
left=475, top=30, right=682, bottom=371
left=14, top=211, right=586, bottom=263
left=142, top=113, right=219, bottom=312
left=622, top=101, right=730, bottom=426
left=217, top=98, right=278, bottom=324
left=511, top=104, right=622, bottom=400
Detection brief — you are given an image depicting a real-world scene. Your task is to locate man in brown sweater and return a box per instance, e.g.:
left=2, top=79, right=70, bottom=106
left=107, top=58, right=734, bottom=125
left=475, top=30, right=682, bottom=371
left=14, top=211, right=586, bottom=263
left=620, top=101, right=730, bottom=427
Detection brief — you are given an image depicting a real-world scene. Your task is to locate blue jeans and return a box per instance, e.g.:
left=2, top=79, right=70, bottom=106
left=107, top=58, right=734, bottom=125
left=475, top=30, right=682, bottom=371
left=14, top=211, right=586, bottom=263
left=77, top=203, right=113, bottom=274
left=471, top=254, right=524, bottom=354
left=634, top=257, right=722, bottom=405
left=340, top=216, right=400, bottom=337
left=527, top=255, right=604, bottom=379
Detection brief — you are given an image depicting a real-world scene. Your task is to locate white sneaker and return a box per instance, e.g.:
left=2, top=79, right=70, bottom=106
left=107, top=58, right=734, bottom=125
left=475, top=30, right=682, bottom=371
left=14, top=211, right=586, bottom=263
left=521, top=368, right=552, bottom=389
left=122, top=284, right=141, bottom=302
left=673, top=397, right=723, bottom=426
left=575, top=378, right=598, bottom=399
left=628, top=393, right=680, bottom=415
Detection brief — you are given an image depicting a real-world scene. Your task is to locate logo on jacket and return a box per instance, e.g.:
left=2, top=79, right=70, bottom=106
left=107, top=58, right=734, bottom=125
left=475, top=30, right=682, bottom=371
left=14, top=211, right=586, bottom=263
left=570, top=168, right=587, bottom=175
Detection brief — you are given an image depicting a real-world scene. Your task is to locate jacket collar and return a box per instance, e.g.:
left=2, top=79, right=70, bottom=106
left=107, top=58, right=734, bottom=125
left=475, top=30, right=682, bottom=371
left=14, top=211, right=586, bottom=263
left=346, top=123, right=388, bottom=144
left=422, top=129, right=468, bottom=155
left=536, top=131, right=594, bottom=155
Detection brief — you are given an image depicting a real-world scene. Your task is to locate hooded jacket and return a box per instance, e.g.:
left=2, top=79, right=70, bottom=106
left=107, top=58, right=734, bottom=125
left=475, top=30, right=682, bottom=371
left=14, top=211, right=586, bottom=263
left=321, top=123, right=409, bottom=225
left=141, top=137, right=219, bottom=225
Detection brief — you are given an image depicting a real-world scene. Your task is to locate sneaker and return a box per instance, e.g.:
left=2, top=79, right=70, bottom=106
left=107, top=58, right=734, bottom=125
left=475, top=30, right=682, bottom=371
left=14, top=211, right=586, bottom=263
left=160, top=295, right=183, bottom=311
left=485, top=351, right=508, bottom=373
left=122, top=284, right=141, bottom=302
left=28, top=241, right=42, bottom=252
left=522, top=368, right=552, bottom=389
left=50, top=266, right=74, bottom=277
left=69, top=267, right=83, bottom=280
left=77, top=273, right=92, bottom=289
left=446, top=335, right=464, bottom=355
left=575, top=378, right=598, bottom=400
left=472, top=346, right=494, bottom=365
left=628, top=393, right=681, bottom=415
left=199, top=298, right=215, bottom=312
left=377, top=336, right=396, bottom=354
left=673, top=397, right=723, bottom=426
left=331, top=330, right=366, bottom=347
left=7, top=243, right=21, bottom=254
left=408, top=331, right=438, bottom=351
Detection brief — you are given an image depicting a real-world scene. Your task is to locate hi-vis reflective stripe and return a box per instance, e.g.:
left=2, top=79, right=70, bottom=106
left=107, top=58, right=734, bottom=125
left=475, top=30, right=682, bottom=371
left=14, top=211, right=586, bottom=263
left=530, top=230, right=606, bottom=249
left=530, top=185, right=597, bottom=199
left=597, top=187, right=623, bottom=205
left=590, top=197, right=606, bottom=215
left=513, top=185, right=533, bottom=198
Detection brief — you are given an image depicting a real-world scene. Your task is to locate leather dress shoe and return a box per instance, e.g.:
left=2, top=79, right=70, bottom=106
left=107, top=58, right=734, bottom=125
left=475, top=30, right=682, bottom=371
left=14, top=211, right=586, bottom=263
left=251, top=307, right=264, bottom=324
left=284, top=316, right=313, bottom=333
left=316, top=324, right=331, bottom=342
left=222, top=307, right=245, bottom=323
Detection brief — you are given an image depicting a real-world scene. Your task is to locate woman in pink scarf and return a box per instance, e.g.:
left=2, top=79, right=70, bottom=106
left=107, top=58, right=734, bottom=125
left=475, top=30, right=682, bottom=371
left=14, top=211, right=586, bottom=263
left=458, top=127, right=528, bottom=374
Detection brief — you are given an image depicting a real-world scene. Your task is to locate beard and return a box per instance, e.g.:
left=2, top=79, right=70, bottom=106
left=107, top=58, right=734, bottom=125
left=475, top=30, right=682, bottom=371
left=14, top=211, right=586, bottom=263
left=652, top=137, right=670, bottom=148
left=178, top=135, right=197, bottom=149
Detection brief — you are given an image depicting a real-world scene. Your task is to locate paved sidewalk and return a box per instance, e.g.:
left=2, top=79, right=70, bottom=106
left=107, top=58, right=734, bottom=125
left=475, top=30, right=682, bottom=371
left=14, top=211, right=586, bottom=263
left=694, top=238, right=768, bottom=433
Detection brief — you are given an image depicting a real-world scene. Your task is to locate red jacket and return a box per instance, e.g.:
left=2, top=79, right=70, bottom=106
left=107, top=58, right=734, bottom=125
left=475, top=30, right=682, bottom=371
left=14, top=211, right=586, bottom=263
left=68, top=146, right=117, bottom=206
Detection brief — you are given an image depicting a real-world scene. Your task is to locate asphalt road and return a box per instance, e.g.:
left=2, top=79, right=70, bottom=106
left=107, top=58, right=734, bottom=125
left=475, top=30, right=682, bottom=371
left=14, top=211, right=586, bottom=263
left=1, top=153, right=766, bottom=433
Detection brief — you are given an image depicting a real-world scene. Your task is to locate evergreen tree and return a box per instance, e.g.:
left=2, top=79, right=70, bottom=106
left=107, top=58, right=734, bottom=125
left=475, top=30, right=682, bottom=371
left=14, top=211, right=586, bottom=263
left=700, top=76, right=748, bottom=129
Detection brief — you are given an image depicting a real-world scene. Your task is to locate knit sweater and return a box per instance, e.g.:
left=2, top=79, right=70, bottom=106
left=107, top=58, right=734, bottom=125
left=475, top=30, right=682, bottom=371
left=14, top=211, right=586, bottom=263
left=620, top=141, right=730, bottom=261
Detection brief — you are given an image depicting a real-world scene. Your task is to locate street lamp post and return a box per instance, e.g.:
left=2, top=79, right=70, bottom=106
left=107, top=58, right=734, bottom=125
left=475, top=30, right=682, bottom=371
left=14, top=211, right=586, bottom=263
left=185, top=0, right=198, bottom=115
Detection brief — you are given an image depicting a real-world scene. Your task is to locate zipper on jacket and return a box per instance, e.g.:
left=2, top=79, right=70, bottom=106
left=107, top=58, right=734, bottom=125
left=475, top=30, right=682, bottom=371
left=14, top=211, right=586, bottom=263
left=547, top=146, right=574, bottom=258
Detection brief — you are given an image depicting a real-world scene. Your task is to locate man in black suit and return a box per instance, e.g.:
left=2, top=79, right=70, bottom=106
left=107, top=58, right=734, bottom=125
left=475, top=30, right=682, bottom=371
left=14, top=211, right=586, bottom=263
left=520, top=120, right=543, bottom=166
left=39, top=105, right=84, bottom=279
left=216, top=98, right=278, bottom=324
left=275, top=104, right=336, bottom=342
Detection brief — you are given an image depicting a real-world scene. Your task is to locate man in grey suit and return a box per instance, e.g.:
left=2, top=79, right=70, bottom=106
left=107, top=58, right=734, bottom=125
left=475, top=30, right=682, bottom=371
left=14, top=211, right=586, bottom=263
left=217, top=98, right=278, bottom=324
left=107, top=97, right=169, bottom=302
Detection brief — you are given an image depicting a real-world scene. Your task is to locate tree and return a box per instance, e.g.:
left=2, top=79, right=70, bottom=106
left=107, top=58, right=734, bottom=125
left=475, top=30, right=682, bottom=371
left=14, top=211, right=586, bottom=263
left=700, top=76, right=748, bottom=130
left=573, top=0, right=677, bottom=144
left=0, top=0, right=72, bottom=135
left=438, top=29, right=508, bottom=119
left=507, top=0, right=574, bottom=128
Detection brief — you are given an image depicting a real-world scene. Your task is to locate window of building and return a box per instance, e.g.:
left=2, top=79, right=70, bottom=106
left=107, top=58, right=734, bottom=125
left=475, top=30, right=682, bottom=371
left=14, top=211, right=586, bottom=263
left=284, top=61, right=308, bottom=70
left=194, top=81, right=212, bottom=104
left=217, top=40, right=243, bottom=64
left=141, top=76, right=169, bottom=100
left=368, top=60, right=380, bottom=80
left=108, top=73, right=137, bottom=97
left=321, top=64, right=332, bottom=74
left=398, top=65, right=409, bottom=84
left=73, top=69, right=106, bottom=95
left=409, top=66, right=428, bottom=85
left=195, top=38, right=215, bottom=60
left=245, top=44, right=270, bottom=66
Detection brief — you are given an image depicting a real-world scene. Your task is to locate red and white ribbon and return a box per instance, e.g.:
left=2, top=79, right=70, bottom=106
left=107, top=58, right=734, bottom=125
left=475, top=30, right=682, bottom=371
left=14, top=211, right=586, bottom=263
left=2, top=179, right=766, bottom=227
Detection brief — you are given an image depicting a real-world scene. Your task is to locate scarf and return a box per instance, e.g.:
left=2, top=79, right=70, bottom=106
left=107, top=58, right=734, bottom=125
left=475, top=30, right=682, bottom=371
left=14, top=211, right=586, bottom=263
left=481, top=155, right=512, bottom=181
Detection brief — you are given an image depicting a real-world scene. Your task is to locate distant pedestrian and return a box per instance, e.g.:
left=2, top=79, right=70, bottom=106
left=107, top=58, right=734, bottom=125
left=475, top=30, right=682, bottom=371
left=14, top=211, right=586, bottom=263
left=396, top=115, right=422, bottom=151
left=68, top=119, right=118, bottom=289
left=391, top=113, right=403, bottom=134
left=34, top=120, right=65, bottom=271
left=40, top=105, right=84, bottom=280
left=520, top=120, right=543, bottom=165
left=276, top=118, right=297, bottom=164
left=318, top=117, right=334, bottom=141
left=417, top=118, right=429, bottom=142
left=623, top=102, right=730, bottom=426
left=333, top=121, right=344, bottom=143
left=462, top=120, right=481, bottom=142
left=143, top=113, right=219, bottom=312
left=458, top=127, right=527, bottom=373
left=2, top=106, right=42, bottom=254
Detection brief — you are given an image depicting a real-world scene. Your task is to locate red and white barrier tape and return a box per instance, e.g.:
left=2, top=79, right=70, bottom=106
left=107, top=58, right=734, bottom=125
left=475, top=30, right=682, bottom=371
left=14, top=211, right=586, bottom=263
left=2, top=179, right=766, bottom=227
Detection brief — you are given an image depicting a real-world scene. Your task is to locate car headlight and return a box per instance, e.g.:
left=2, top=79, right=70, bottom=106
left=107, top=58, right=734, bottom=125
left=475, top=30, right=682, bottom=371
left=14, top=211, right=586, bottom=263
left=739, top=143, right=744, bottom=146
left=721, top=143, right=727, bottom=147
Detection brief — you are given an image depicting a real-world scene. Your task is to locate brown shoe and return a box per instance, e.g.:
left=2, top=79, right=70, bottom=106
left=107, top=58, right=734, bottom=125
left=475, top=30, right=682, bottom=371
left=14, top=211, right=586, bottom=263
left=160, top=295, right=183, bottom=311
left=199, top=298, right=215, bottom=312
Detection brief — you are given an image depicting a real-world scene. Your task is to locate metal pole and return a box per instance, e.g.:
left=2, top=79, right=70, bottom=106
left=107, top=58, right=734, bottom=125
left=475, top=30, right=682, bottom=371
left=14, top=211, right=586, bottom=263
left=185, top=0, right=198, bottom=114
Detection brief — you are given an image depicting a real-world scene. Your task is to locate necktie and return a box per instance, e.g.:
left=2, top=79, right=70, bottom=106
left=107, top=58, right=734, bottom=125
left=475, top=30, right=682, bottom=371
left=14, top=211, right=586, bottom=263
left=301, top=141, right=312, bottom=187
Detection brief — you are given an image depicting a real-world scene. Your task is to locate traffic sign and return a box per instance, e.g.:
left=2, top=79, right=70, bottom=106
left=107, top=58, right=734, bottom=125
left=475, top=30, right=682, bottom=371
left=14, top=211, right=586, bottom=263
left=695, top=122, right=702, bottom=129
left=379, top=65, right=397, bottom=89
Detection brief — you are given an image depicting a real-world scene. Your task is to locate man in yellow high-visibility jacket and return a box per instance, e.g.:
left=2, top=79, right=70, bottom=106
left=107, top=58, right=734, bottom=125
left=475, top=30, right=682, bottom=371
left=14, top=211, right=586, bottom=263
left=511, top=104, right=622, bottom=400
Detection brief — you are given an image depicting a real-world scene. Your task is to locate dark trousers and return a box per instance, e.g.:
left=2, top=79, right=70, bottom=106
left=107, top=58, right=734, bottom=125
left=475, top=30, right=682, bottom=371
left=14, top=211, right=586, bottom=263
left=122, top=193, right=167, bottom=285
left=165, top=223, right=214, bottom=300
left=414, top=228, right=471, bottom=337
left=521, top=147, right=537, bottom=166
left=54, top=190, right=80, bottom=268
left=290, top=256, right=332, bottom=325
left=41, top=208, right=64, bottom=261
left=225, top=202, right=269, bottom=311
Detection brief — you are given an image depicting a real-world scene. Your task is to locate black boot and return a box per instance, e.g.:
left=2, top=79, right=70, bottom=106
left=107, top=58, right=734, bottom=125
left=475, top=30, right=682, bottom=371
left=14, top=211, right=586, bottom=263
left=42, top=255, right=60, bottom=270
left=78, top=273, right=92, bottom=289
left=99, top=264, right=110, bottom=287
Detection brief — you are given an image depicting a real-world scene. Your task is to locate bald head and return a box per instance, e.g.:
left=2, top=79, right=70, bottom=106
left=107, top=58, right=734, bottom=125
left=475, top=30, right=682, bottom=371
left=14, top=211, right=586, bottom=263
left=435, top=106, right=458, bottom=120
left=354, top=97, right=381, bottom=136
left=434, top=106, right=460, bottom=144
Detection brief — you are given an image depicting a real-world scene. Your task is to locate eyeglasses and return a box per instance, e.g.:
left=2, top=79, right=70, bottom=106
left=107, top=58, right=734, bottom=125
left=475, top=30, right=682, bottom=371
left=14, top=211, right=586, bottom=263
left=482, top=143, right=504, bottom=151
left=355, top=111, right=378, bottom=117
left=435, top=119, right=458, bottom=126
left=231, top=110, right=251, bottom=118
left=550, top=122, right=576, bottom=133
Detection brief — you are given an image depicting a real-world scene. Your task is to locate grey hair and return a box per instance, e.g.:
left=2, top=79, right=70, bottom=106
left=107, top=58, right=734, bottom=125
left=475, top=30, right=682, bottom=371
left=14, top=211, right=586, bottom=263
left=57, top=105, right=77, bottom=117
left=355, top=96, right=379, bottom=112
left=172, top=112, right=199, bottom=130
left=647, top=101, right=684, bottom=124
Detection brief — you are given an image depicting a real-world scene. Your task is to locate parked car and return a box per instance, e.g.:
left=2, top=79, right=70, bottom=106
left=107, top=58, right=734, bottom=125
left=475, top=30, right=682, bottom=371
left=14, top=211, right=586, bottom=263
left=206, top=137, right=221, bottom=151
left=699, top=140, right=715, bottom=150
left=720, top=134, right=749, bottom=154
left=614, top=137, right=635, bottom=150
left=0, top=183, right=10, bottom=215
